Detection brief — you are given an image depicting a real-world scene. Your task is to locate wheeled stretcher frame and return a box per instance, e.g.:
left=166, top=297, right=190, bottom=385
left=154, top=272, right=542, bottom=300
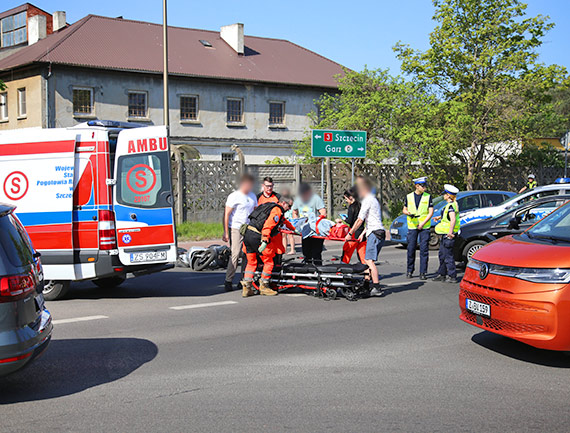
left=252, top=259, right=370, bottom=301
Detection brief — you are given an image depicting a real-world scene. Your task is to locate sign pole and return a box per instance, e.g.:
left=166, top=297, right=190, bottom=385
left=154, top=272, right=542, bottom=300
left=351, top=158, right=355, bottom=185
left=321, top=159, right=324, bottom=198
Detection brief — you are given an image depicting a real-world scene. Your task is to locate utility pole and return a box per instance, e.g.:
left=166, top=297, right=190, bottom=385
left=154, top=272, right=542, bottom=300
left=162, top=0, right=169, bottom=129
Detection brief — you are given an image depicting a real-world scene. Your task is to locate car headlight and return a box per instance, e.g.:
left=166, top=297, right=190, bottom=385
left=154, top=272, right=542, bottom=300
left=493, top=266, right=570, bottom=284
left=467, top=259, right=482, bottom=271
left=467, top=259, right=570, bottom=284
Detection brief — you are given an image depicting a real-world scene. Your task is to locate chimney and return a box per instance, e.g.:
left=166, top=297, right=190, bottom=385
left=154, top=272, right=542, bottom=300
left=220, top=23, right=244, bottom=55
left=53, top=11, right=67, bottom=32
left=28, top=15, right=47, bottom=45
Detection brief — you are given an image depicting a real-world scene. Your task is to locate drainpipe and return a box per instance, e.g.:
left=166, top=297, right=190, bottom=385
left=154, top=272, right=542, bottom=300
left=44, top=63, right=52, bottom=128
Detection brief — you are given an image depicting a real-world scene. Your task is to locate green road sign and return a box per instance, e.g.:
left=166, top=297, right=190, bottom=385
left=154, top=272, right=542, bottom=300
left=311, top=129, right=367, bottom=158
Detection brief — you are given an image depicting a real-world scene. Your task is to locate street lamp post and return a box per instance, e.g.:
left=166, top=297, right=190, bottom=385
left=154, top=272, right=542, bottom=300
left=162, top=0, right=169, bottom=129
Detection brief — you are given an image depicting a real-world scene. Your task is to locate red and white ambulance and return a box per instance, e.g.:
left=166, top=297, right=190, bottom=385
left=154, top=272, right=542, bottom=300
left=0, top=121, right=177, bottom=300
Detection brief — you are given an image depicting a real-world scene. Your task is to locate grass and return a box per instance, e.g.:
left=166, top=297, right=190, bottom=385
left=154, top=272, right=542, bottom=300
left=176, top=222, right=224, bottom=241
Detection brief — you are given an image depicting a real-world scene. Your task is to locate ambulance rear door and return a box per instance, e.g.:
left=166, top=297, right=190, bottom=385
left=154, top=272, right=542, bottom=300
left=113, top=126, right=176, bottom=267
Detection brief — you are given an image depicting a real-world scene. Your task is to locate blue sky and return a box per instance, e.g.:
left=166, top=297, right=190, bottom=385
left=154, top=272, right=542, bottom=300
left=6, top=0, right=570, bottom=73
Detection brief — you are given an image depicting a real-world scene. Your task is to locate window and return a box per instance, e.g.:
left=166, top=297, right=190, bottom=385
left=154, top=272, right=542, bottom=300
left=227, top=98, right=243, bottom=123
left=221, top=152, right=235, bottom=161
left=117, top=153, right=171, bottom=208
left=73, top=87, right=94, bottom=116
left=457, top=195, right=480, bottom=212
left=482, top=193, right=506, bottom=208
left=1, top=12, right=27, bottom=48
left=269, top=101, right=285, bottom=126
left=180, top=95, right=198, bottom=121
left=17, top=88, right=26, bottom=118
left=128, top=91, right=148, bottom=119
left=0, top=92, right=7, bottom=121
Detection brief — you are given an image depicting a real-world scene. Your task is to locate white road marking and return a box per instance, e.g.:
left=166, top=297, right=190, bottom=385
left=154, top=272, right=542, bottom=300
left=170, top=300, right=238, bottom=311
left=284, top=293, right=307, bottom=297
left=52, top=315, right=109, bottom=325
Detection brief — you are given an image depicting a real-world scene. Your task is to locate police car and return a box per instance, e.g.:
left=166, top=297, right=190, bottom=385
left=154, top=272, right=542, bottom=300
left=460, top=180, right=570, bottom=226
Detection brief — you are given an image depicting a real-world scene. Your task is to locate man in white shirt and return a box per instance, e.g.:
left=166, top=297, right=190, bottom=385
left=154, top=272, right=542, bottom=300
left=345, top=177, right=385, bottom=297
left=223, top=173, right=257, bottom=291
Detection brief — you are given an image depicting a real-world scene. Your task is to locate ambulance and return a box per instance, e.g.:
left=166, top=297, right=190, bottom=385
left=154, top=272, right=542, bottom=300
left=0, top=121, right=177, bottom=300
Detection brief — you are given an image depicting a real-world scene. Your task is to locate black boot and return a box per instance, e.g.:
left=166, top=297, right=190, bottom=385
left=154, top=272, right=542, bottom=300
left=419, top=274, right=427, bottom=280
left=432, top=274, right=446, bottom=282
left=406, top=272, right=413, bottom=279
left=369, top=283, right=385, bottom=297
left=224, top=281, right=234, bottom=292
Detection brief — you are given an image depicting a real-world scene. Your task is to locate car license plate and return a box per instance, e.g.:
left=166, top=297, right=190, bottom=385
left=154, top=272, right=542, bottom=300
left=466, top=298, right=491, bottom=317
left=390, top=228, right=399, bottom=235
left=130, top=251, right=167, bottom=263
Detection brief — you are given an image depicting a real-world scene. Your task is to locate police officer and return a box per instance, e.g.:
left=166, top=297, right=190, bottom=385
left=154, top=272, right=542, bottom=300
left=432, top=184, right=461, bottom=283
left=402, top=177, right=434, bottom=280
left=519, top=174, right=537, bottom=194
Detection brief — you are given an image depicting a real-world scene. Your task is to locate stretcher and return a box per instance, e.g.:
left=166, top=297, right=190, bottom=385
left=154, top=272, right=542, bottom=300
left=250, top=230, right=370, bottom=301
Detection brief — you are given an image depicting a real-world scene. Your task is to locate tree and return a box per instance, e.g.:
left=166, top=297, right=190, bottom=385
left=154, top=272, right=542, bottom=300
left=394, top=0, right=568, bottom=189
left=296, top=68, right=446, bottom=166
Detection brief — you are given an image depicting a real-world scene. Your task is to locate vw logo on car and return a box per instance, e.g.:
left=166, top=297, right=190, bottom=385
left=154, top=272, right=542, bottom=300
left=479, top=263, right=489, bottom=280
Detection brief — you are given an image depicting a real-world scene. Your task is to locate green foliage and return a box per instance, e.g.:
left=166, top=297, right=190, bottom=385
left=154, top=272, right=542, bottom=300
left=394, top=0, right=569, bottom=189
left=506, top=141, right=565, bottom=168
left=264, top=156, right=292, bottom=164
left=176, top=222, right=224, bottom=241
left=0, top=80, right=4, bottom=91
left=295, top=68, right=447, bottom=166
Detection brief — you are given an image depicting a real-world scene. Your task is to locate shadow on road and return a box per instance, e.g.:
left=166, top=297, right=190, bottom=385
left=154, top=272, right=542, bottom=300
left=471, top=331, right=570, bottom=368
left=66, top=270, right=229, bottom=300
left=385, top=281, right=425, bottom=295
left=0, top=338, right=158, bottom=403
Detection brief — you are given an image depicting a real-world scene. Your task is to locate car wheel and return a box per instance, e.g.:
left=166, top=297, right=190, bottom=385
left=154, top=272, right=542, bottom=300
left=43, top=280, right=70, bottom=301
left=428, top=230, right=440, bottom=250
left=93, top=276, right=126, bottom=289
left=463, top=240, right=487, bottom=262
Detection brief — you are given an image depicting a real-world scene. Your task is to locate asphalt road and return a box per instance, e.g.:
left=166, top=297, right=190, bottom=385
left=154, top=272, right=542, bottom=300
left=1, top=242, right=570, bottom=432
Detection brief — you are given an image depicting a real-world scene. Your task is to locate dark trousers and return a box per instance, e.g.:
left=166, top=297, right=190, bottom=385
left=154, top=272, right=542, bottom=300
left=406, top=228, right=430, bottom=274
left=302, top=237, right=324, bottom=265
left=437, top=235, right=457, bottom=278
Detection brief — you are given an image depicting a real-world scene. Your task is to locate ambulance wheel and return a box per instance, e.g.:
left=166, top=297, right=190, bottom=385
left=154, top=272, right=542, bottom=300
left=43, top=280, right=70, bottom=301
left=94, top=276, right=126, bottom=289
left=324, top=288, right=337, bottom=301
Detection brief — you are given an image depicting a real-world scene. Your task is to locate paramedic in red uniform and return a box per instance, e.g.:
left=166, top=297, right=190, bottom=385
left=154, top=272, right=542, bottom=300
left=257, top=177, right=281, bottom=205
left=241, top=196, right=296, bottom=297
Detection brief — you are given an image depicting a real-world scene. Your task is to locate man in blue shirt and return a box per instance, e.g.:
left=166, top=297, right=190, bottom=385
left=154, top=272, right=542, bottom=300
left=292, top=182, right=327, bottom=265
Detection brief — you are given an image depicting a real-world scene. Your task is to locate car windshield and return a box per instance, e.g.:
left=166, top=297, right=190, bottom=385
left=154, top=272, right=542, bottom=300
left=525, top=202, right=570, bottom=243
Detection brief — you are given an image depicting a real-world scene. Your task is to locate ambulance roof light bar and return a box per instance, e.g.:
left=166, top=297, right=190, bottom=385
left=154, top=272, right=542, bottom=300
left=86, top=120, right=145, bottom=129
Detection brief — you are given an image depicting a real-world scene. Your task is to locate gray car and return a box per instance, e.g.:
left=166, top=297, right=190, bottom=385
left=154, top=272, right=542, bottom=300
left=0, top=203, right=53, bottom=377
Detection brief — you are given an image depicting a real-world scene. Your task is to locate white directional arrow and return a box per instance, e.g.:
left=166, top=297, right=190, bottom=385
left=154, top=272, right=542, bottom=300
left=357, top=147, right=364, bottom=151
left=315, top=134, right=322, bottom=139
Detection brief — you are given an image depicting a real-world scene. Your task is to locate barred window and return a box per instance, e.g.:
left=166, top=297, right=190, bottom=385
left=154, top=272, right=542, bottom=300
left=73, top=87, right=93, bottom=115
left=128, top=91, right=148, bottom=119
left=221, top=152, right=235, bottom=161
left=180, top=95, right=198, bottom=121
left=227, top=98, right=243, bottom=123
left=269, top=102, right=285, bottom=125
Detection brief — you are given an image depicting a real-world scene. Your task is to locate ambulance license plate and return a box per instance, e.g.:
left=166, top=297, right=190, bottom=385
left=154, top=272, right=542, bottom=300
left=130, top=251, right=167, bottom=263
left=466, top=298, right=491, bottom=317
left=390, top=228, right=398, bottom=235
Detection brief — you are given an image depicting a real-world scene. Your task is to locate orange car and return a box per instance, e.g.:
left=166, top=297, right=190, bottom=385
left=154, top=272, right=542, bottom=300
left=459, top=201, right=570, bottom=350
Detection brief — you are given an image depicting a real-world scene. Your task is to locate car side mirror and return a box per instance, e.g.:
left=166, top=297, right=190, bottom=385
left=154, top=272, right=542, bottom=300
left=508, top=217, right=520, bottom=230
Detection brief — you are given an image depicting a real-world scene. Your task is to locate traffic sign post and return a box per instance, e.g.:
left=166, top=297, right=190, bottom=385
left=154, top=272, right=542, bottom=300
left=311, top=130, right=367, bottom=158
left=311, top=129, right=367, bottom=192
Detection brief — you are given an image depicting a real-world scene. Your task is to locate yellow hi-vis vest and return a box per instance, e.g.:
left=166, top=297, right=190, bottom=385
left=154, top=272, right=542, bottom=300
left=527, top=180, right=537, bottom=190
left=406, top=192, right=432, bottom=229
left=435, top=201, right=461, bottom=234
